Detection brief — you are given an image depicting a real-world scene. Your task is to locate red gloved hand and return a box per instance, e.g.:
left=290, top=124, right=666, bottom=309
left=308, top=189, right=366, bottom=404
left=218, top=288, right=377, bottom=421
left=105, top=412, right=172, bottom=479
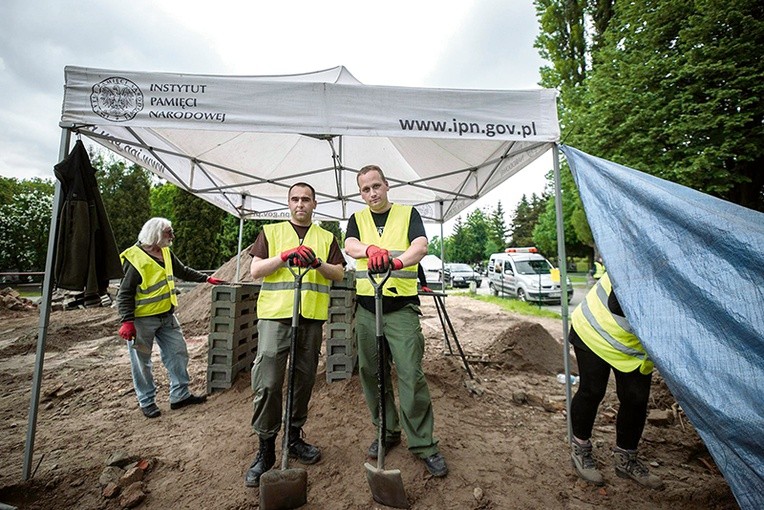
left=391, top=258, right=404, bottom=271
left=119, top=321, right=136, bottom=340
left=293, top=245, right=317, bottom=267
left=280, top=247, right=300, bottom=262
left=366, top=245, right=390, bottom=272
left=421, top=285, right=433, bottom=293
left=207, top=277, right=225, bottom=285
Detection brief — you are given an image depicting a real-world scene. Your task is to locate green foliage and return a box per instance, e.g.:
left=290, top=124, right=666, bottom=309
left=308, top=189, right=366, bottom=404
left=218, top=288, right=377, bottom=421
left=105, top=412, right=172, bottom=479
left=488, top=201, right=509, bottom=249
left=0, top=177, right=54, bottom=206
left=574, top=0, right=764, bottom=210
left=510, top=193, right=547, bottom=247
left=95, top=153, right=153, bottom=251
left=171, top=189, right=226, bottom=269
left=217, top=216, right=269, bottom=265
left=150, top=183, right=177, bottom=223
left=0, top=189, right=53, bottom=271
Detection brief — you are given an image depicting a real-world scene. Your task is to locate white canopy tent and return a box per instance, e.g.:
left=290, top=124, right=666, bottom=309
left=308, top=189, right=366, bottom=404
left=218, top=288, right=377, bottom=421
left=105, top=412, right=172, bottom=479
left=24, top=66, right=571, bottom=479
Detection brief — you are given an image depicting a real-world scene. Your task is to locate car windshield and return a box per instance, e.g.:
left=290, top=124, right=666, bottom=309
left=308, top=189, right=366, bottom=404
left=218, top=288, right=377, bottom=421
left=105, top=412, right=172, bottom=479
left=447, top=264, right=472, bottom=272
left=515, top=260, right=552, bottom=275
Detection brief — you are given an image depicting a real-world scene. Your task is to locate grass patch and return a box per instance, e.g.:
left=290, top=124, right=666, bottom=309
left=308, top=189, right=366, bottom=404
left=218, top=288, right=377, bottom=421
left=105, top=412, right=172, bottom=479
left=451, top=292, right=562, bottom=319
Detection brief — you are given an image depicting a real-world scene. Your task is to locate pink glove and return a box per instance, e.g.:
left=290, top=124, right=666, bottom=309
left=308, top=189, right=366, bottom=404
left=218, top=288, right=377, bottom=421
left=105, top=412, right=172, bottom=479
left=207, top=277, right=225, bottom=285
left=366, top=245, right=390, bottom=272
left=391, top=258, right=404, bottom=271
left=421, top=285, right=432, bottom=293
left=119, top=321, right=136, bottom=340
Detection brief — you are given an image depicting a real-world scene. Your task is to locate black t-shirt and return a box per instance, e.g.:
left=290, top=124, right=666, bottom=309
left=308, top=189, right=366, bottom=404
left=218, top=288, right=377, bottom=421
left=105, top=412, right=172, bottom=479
left=346, top=206, right=426, bottom=313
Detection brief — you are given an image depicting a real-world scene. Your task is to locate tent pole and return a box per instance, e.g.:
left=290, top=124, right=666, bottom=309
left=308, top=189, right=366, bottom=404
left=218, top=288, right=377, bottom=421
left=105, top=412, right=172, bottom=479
left=235, top=195, right=245, bottom=282
left=23, top=127, right=71, bottom=480
left=439, top=201, right=447, bottom=352
left=552, top=144, right=573, bottom=443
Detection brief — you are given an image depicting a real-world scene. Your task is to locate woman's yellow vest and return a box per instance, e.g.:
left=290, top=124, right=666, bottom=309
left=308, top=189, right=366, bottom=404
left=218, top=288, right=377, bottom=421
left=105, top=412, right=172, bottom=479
left=257, top=222, right=333, bottom=320
left=571, top=273, right=653, bottom=374
left=120, top=245, right=178, bottom=317
left=354, top=204, right=418, bottom=297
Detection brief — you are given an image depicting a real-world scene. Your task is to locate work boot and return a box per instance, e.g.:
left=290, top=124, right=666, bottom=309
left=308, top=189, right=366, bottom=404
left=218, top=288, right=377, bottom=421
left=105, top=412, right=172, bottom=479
left=422, top=452, right=448, bottom=477
left=613, top=447, right=664, bottom=489
left=367, top=436, right=402, bottom=459
left=288, top=427, right=321, bottom=465
left=571, top=439, right=604, bottom=485
left=244, top=436, right=276, bottom=487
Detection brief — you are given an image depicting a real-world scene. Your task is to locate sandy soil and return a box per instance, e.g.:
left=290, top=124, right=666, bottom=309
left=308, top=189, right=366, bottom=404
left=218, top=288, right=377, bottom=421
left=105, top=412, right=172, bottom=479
left=0, top=280, right=738, bottom=509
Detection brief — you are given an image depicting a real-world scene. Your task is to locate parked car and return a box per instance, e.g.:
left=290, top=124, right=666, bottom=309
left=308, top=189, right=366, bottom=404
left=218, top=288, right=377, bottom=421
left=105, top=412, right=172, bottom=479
left=487, top=248, right=573, bottom=304
left=443, top=263, right=482, bottom=289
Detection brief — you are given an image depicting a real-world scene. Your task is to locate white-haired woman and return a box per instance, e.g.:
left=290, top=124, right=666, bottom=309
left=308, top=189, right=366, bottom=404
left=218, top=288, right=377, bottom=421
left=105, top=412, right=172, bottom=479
left=116, top=217, right=224, bottom=418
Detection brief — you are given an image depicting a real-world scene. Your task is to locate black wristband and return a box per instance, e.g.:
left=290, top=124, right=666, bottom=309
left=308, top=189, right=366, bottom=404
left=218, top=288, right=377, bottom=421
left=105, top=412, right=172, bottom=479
left=315, top=258, right=322, bottom=268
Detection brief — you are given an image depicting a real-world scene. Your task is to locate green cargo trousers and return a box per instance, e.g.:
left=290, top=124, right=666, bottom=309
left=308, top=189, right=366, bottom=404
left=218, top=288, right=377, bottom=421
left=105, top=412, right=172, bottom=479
left=356, top=303, right=440, bottom=458
left=251, top=319, right=323, bottom=439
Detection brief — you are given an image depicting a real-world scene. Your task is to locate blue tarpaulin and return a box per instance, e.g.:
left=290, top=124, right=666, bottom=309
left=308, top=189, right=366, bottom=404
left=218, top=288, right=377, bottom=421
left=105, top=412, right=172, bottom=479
left=562, top=145, right=764, bottom=510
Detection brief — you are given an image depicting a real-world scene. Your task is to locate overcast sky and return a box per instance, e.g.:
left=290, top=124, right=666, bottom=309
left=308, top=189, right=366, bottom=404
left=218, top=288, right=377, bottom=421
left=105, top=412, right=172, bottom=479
left=0, top=0, right=553, bottom=235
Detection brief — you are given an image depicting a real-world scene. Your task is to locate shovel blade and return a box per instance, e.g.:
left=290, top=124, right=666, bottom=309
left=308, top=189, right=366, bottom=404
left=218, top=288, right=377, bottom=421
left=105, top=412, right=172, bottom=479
left=364, top=462, right=409, bottom=509
left=259, top=468, right=308, bottom=510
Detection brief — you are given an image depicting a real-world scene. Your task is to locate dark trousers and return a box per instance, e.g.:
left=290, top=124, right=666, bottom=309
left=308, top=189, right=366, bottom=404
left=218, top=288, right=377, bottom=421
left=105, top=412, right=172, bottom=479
left=571, top=342, right=652, bottom=450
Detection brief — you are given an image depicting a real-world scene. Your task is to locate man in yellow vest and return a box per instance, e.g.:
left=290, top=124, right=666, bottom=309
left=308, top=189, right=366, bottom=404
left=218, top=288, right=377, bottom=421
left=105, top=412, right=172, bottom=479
left=344, top=164, right=448, bottom=477
left=117, top=217, right=224, bottom=418
left=593, top=257, right=605, bottom=280
left=568, top=272, right=663, bottom=489
left=244, top=183, right=346, bottom=488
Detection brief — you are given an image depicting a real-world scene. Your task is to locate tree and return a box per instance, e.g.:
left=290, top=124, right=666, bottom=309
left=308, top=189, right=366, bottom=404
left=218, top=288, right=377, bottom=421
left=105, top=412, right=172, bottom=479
left=510, top=193, right=547, bottom=247
left=0, top=188, right=53, bottom=271
left=488, top=201, right=509, bottom=251
left=95, top=154, right=153, bottom=251
left=0, top=177, right=53, bottom=206
left=575, top=0, right=764, bottom=210
left=150, top=183, right=177, bottom=223
left=171, top=189, right=226, bottom=269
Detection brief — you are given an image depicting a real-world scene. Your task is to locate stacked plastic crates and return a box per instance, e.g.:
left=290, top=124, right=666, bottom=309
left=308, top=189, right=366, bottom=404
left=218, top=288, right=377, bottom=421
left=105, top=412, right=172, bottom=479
left=325, top=271, right=357, bottom=382
left=206, top=284, right=260, bottom=393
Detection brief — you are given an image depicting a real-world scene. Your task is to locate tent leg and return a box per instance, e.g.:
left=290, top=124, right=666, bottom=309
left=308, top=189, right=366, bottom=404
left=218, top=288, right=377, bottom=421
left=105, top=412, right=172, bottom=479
left=235, top=196, right=245, bottom=282
left=553, top=144, right=573, bottom=444
left=22, top=127, right=71, bottom=480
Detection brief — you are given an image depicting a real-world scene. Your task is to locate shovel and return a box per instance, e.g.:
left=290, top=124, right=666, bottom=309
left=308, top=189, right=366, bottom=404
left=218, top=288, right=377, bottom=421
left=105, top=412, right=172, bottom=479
left=364, top=267, right=409, bottom=509
left=259, top=259, right=309, bottom=510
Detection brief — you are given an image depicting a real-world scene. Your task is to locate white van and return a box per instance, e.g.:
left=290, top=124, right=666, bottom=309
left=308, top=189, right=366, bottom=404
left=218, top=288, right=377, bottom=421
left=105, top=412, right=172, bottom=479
left=487, top=248, right=572, bottom=304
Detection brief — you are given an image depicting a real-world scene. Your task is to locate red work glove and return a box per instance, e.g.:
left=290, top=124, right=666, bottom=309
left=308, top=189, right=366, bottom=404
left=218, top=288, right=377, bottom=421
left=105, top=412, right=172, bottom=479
left=366, top=245, right=390, bottom=272
left=119, top=321, right=136, bottom=340
left=206, top=277, right=225, bottom=285
left=280, top=247, right=301, bottom=262
left=294, top=245, right=316, bottom=267
left=421, top=285, right=433, bottom=293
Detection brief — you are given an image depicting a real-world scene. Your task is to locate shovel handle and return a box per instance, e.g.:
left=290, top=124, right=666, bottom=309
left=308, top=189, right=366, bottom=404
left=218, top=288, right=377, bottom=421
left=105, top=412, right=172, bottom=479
left=367, top=267, right=392, bottom=469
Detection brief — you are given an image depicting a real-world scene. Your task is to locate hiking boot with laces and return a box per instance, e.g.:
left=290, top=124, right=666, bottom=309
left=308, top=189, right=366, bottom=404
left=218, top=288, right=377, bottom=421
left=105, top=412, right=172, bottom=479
left=571, top=439, right=604, bottom=485
left=613, top=447, right=664, bottom=489
left=244, top=436, right=276, bottom=487
left=288, top=427, right=321, bottom=465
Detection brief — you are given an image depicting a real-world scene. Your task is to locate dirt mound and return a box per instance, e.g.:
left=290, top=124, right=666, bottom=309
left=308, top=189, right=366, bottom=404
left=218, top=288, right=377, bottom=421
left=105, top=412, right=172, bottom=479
left=177, top=248, right=255, bottom=336
left=484, top=320, right=574, bottom=375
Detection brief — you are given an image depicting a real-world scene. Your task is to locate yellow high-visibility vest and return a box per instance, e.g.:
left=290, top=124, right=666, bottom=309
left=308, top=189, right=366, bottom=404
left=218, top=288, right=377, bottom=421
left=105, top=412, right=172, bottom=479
left=571, top=273, right=653, bottom=374
left=593, top=261, right=606, bottom=280
left=354, top=204, right=418, bottom=297
left=257, top=222, right=333, bottom=320
left=120, top=245, right=178, bottom=317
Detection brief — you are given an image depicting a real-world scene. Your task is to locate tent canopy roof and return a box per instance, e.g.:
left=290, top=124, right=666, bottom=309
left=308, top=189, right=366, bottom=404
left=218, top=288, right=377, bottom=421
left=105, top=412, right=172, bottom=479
left=61, top=66, right=559, bottom=222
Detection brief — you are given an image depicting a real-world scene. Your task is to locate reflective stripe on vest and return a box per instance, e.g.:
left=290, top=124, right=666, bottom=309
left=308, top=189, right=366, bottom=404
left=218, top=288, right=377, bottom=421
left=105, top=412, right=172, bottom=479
left=257, top=222, right=333, bottom=320
left=120, top=245, right=178, bottom=317
left=354, top=204, right=417, bottom=297
left=571, top=273, right=653, bottom=374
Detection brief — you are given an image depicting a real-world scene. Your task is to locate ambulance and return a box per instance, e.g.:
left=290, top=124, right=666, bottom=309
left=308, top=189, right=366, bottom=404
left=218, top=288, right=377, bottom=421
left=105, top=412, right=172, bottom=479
left=487, top=247, right=572, bottom=304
